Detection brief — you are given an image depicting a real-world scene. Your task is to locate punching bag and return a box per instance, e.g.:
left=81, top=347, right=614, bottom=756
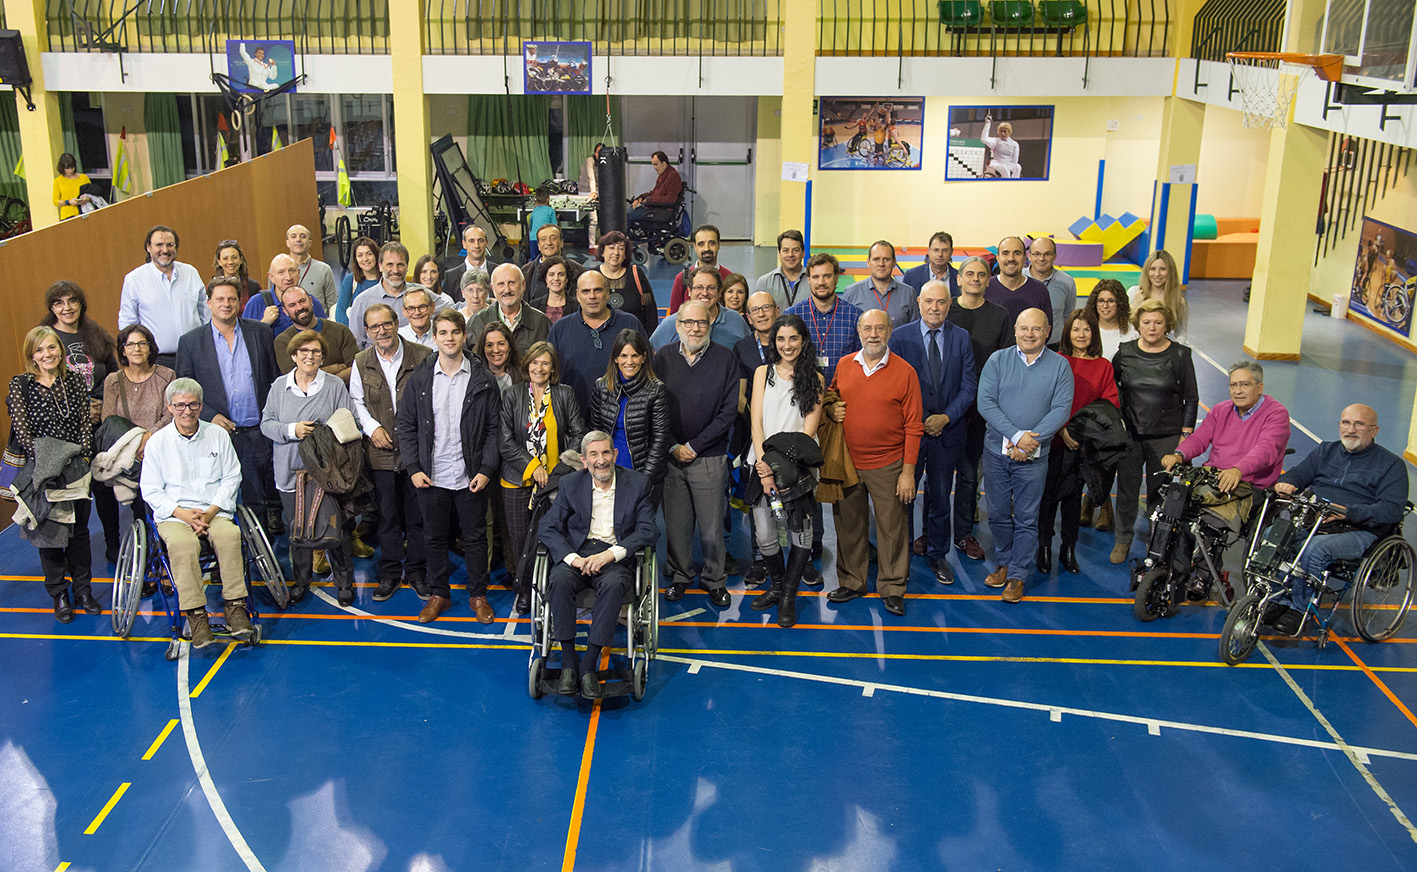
left=596, top=146, right=627, bottom=235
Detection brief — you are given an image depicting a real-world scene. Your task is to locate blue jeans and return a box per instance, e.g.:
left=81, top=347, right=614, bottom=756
left=983, top=450, right=1049, bottom=581
left=1292, top=529, right=1377, bottom=608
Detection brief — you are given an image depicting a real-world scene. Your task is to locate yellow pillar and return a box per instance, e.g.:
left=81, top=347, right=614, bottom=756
left=1241, top=121, right=1327, bottom=360
left=388, top=0, right=433, bottom=258
left=778, top=0, right=815, bottom=238
left=5, top=0, right=64, bottom=230
left=1147, top=96, right=1204, bottom=281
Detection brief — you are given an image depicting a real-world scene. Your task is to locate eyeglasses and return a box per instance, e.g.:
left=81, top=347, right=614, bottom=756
left=366, top=321, right=396, bottom=332
left=1229, top=381, right=1258, bottom=389
left=405, top=303, right=431, bottom=313
left=123, top=340, right=151, bottom=349
left=747, top=304, right=777, bottom=316
left=679, top=318, right=709, bottom=329
left=1340, top=419, right=1374, bottom=429
left=294, top=348, right=323, bottom=357
left=171, top=401, right=202, bottom=412
left=690, top=285, right=718, bottom=294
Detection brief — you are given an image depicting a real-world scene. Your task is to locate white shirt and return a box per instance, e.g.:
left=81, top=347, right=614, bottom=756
left=563, top=473, right=629, bottom=565
left=850, top=347, right=893, bottom=377
left=139, top=420, right=242, bottom=524
left=117, top=261, right=210, bottom=353
left=349, top=342, right=404, bottom=436
left=398, top=323, right=435, bottom=348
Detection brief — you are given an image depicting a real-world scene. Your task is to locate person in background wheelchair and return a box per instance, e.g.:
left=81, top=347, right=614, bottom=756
left=138, top=377, right=251, bottom=648
left=538, top=431, right=657, bottom=699
left=1271, top=403, right=1408, bottom=623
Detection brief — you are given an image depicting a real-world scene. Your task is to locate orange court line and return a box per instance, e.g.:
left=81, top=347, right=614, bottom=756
left=562, top=648, right=609, bottom=872
left=1335, top=638, right=1417, bottom=732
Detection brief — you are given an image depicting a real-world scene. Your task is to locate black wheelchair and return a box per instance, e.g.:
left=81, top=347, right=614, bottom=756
left=626, top=189, right=694, bottom=266
left=1130, top=464, right=1248, bottom=621
left=111, top=506, right=290, bottom=660
left=1219, top=490, right=1415, bottom=664
left=526, top=541, right=660, bottom=702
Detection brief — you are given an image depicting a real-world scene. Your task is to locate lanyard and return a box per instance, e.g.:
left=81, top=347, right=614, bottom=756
left=872, top=281, right=894, bottom=314
left=778, top=271, right=803, bottom=306
left=808, top=300, right=838, bottom=349
left=755, top=340, right=768, bottom=366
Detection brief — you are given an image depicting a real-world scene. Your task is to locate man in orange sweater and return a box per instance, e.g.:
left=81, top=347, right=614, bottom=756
left=825, top=309, right=924, bottom=616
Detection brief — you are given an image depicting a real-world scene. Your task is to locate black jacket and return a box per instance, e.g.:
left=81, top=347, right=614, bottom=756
left=175, top=319, right=279, bottom=425
left=1067, top=399, right=1138, bottom=498
left=589, top=372, right=670, bottom=485
left=1111, top=340, right=1199, bottom=439
left=396, top=352, right=501, bottom=484
left=498, top=382, right=588, bottom=486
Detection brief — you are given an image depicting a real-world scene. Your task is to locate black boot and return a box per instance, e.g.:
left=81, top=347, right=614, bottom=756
left=1036, top=544, right=1053, bottom=574
left=1059, top=543, right=1079, bottom=574
left=53, top=591, right=73, bottom=623
left=777, top=546, right=811, bottom=628
left=750, top=551, right=786, bottom=611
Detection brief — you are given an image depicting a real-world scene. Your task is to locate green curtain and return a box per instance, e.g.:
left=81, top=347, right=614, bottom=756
left=466, top=95, right=553, bottom=185
left=144, top=93, right=186, bottom=189
left=60, top=94, right=80, bottom=172
left=565, top=95, right=621, bottom=182
left=0, top=99, right=24, bottom=204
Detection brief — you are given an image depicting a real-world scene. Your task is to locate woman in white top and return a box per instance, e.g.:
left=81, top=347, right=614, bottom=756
left=1085, top=279, right=1133, bottom=363
left=1128, top=249, right=1188, bottom=344
left=981, top=116, right=1021, bottom=179
left=747, top=313, right=824, bottom=628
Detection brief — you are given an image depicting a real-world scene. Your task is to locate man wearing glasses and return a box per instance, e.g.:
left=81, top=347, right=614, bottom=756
left=649, top=267, right=749, bottom=352
left=140, top=377, right=250, bottom=649
left=397, top=288, right=438, bottom=349
left=348, top=242, right=455, bottom=348
left=548, top=271, right=646, bottom=411
left=1163, top=361, right=1291, bottom=495
left=468, top=263, right=551, bottom=355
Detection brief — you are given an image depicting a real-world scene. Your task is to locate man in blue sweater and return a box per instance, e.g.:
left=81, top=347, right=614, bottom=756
left=1275, top=403, right=1408, bottom=610
left=976, top=308, right=1073, bottom=603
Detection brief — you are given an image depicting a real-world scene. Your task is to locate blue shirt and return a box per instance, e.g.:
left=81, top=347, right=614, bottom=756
left=842, top=276, right=919, bottom=327
left=787, top=295, right=864, bottom=387
left=649, top=307, right=749, bottom=352
left=212, top=322, right=259, bottom=427
left=528, top=204, right=557, bottom=240
left=241, top=288, right=328, bottom=338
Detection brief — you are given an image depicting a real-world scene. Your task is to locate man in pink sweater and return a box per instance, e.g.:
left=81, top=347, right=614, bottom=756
left=1164, top=361, right=1290, bottom=491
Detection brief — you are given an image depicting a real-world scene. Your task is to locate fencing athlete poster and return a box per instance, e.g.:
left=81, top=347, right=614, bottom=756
left=524, top=42, right=592, bottom=95
left=225, top=39, right=297, bottom=93
left=945, top=105, right=1053, bottom=181
left=817, top=98, right=924, bottom=170
left=1349, top=216, right=1416, bottom=337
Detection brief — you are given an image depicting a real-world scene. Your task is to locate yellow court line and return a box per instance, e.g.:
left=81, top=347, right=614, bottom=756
left=141, top=719, right=180, bottom=761
left=190, top=643, right=237, bottom=698
left=54, top=863, right=71, bottom=872
left=84, top=782, right=131, bottom=834
left=562, top=648, right=610, bottom=872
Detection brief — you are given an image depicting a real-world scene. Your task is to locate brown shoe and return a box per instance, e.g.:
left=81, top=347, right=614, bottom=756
left=224, top=599, right=254, bottom=641
left=418, top=595, right=451, bottom=623
left=350, top=532, right=375, bottom=559
left=912, top=535, right=928, bottom=557
left=187, top=608, right=214, bottom=648
left=1079, top=493, right=1094, bottom=528
left=1110, top=540, right=1131, bottom=564
left=1002, top=578, right=1025, bottom=603
left=956, top=536, right=986, bottom=561
left=985, top=566, right=1008, bottom=588
left=470, top=595, right=495, bottom=624
left=312, top=550, right=331, bottom=575
left=1094, top=499, right=1114, bottom=532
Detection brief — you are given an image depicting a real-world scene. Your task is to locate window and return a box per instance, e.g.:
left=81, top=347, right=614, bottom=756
left=71, top=93, right=109, bottom=174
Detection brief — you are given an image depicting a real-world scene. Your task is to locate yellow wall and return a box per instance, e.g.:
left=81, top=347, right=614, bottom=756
left=1312, top=169, right=1417, bottom=313
left=807, top=95, right=1166, bottom=248
left=753, top=97, right=784, bottom=246
left=1195, top=103, right=1270, bottom=220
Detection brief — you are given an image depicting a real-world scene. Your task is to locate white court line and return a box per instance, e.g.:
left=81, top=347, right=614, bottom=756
left=661, top=654, right=1417, bottom=765
left=177, top=644, right=268, bottom=872
left=661, top=608, right=707, bottom=623
left=309, top=587, right=530, bottom=643
left=1191, top=345, right=1323, bottom=444
left=1259, top=642, right=1417, bottom=844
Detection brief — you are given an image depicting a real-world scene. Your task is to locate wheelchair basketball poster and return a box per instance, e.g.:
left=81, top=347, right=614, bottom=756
left=817, top=98, right=923, bottom=170
left=523, top=42, right=592, bottom=95
left=1348, top=216, right=1416, bottom=337
left=224, top=39, right=297, bottom=94
left=945, top=105, right=1054, bottom=181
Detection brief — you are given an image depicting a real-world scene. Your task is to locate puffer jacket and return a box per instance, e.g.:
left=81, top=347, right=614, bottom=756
left=1111, top=339, right=1199, bottom=439
left=498, top=382, right=588, bottom=486
left=589, top=371, right=670, bottom=485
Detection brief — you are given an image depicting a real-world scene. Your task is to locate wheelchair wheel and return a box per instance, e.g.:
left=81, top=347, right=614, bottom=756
left=1132, top=568, right=1168, bottom=622
left=239, top=506, right=290, bottom=610
left=111, top=519, right=147, bottom=638
left=528, top=657, right=545, bottom=700
left=631, top=245, right=648, bottom=265
left=1352, top=536, right=1416, bottom=643
left=631, top=658, right=647, bottom=701
left=1220, top=593, right=1263, bottom=664
left=661, top=237, right=692, bottom=266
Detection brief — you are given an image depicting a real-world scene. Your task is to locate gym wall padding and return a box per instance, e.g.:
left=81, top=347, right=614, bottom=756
left=0, top=139, right=320, bottom=443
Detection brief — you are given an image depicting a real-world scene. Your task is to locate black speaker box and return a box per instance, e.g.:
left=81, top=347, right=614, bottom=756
left=0, top=30, right=30, bottom=87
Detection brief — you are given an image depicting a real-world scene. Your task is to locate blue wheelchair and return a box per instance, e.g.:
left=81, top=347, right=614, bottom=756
left=1219, top=489, right=1415, bottom=664
left=110, top=505, right=290, bottom=660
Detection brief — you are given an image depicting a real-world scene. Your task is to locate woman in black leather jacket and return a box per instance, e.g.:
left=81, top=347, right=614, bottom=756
left=589, top=329, right=670, bottom=504
left=499, top=341, right=587, bottom=613
left=1109, top=298, right=1198, bottom=563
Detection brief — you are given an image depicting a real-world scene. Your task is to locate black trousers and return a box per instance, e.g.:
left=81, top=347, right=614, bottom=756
left=547, top=539, right=635, bottom=648
left=952, top=408, right=987, bottom=541
left=372, top=469, right=426, bottom=586
left=39, top=499, right=93, bottom=598
left=419, top=485, right=490, bottom=599
left=93, top=480, right=121, bottom=552
left=231, top=426, right=278, bottom=515
left=1038, top=442, right=1083, bottom=547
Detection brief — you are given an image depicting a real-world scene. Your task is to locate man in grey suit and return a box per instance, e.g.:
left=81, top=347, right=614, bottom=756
left=176, top=276, right=283, bottom=535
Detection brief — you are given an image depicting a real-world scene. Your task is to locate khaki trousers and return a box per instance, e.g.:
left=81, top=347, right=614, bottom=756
left=158, top=516, right=246, bottom=610
left=833, top=461, right=909, bottom=598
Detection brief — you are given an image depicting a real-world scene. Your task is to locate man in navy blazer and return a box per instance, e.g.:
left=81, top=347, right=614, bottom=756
left=902, top=231, right=961, bottom=297
left=176, top=277, right=282, bottom=533
left=888, top=279, right=976, bottom=584
left=539, top=431, right=658, bottom=699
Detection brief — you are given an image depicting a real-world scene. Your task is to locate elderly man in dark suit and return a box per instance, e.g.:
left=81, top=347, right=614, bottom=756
left=888, top=279, right=976, bottom=584
left=539, top=431, right=657, bottom=699
left=176, top=276, right=282, bottom=535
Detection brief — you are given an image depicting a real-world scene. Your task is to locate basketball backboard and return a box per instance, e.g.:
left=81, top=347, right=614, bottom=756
left=1319, top=0, right=1417, bottom=92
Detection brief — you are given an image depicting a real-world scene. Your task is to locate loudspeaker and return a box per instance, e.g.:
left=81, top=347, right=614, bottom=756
left=0, top=31, right=31, bottom=88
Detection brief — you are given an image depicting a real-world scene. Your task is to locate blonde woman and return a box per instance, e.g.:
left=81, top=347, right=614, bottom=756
left=1129, top=250, right=1188, bottom=344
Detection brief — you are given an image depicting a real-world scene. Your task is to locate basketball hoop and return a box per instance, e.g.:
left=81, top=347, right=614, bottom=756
left=1226, top=52, right=1344, bottom=129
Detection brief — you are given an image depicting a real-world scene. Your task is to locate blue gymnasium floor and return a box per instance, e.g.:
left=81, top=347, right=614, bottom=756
left=6, top=277, right=1417, bottom=871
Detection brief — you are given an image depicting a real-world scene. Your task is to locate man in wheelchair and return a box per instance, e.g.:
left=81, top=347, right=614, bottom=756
left=1271, top=403, right=1408, bottom=622
left=539, top=431, right=657, bottom=699
left=627, top=151, right=683, bottom=227
left=138, top=377, right=251, bottom=648
left=1162, top=361, right=1290, bottom=498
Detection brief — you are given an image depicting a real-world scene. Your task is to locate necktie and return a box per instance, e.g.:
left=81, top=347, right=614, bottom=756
left=928, top=328, right=943, bottom=393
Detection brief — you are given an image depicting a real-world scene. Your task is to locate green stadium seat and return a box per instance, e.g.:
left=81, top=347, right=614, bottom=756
left=1038, top=0, right=1088, bottom=27
left=938, top=0, right=984, bottom=27
left=990, top=0, right=1035, bottom=26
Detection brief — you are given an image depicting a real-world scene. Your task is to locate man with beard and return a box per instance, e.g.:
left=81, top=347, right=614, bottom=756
left=118, top=225, right=209, bottom=369
left=274, top=286, right=358, bottom=381
left=986, top=236, right=1052, bottom=330
left=668, top=225, right=731, bottom=314
left=348, top=242, right=455, bottom=348
left=242, top=253, right=328, bottom=338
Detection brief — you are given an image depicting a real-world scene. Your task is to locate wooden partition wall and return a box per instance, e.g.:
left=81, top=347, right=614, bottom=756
left=0, top=139, right=321, bottom=443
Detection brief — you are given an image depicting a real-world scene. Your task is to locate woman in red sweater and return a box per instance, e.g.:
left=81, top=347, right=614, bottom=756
left=1037, top=310, right=1119, bottom=574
